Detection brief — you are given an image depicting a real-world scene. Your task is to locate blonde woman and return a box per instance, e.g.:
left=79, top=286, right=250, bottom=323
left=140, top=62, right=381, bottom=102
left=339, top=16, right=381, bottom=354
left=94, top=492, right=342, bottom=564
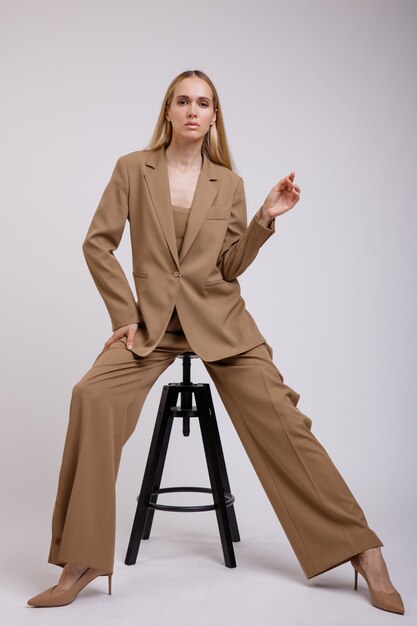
left=27, top=70, right=404, bottom=614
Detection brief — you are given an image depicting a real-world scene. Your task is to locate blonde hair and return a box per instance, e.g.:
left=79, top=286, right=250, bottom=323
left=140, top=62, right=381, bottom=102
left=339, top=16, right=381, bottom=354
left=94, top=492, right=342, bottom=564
left=144, top=69, right=236, bottom=172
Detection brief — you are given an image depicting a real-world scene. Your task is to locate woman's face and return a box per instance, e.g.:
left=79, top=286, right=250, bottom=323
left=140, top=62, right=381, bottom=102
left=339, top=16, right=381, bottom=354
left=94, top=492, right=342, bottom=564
left=166, top=77, right=216, bottom=142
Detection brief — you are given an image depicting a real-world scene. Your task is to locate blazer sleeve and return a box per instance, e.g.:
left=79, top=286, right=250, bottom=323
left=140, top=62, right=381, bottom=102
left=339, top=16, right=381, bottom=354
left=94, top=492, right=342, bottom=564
left=216, top=176, right=276, bottom=281
left=82, top=156, right=141, bottom=331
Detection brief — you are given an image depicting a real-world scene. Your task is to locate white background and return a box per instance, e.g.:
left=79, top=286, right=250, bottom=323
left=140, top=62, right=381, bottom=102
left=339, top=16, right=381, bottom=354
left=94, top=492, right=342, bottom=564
left=1, top=0, right=415, bottom=624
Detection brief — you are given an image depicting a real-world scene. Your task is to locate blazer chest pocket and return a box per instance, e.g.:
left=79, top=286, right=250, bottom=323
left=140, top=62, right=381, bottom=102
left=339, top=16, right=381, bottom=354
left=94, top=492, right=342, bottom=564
left=132, top=271, right=148, bottom=279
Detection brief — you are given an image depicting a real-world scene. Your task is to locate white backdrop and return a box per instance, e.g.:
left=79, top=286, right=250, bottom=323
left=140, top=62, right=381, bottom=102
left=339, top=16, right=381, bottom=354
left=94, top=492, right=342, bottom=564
left=1, top=1, right=415, bottom=624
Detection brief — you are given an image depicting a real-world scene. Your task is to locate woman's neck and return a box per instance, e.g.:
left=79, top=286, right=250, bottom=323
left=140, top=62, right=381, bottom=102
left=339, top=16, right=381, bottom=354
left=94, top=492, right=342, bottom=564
left=165, top=141, right=203, bottom=172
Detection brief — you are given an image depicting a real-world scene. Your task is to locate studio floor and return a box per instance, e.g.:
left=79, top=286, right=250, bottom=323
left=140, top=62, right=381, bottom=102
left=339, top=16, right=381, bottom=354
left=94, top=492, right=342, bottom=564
left=2, top=510, right=414, bottom=626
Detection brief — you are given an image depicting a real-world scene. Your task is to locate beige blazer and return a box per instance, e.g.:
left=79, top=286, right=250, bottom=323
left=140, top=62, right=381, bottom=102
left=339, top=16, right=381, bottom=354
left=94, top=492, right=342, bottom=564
left=82, top=145, right=276, bottom=361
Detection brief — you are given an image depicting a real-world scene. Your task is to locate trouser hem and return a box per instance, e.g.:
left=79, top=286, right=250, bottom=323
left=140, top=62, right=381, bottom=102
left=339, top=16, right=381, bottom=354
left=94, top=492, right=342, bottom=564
left=47, top=555, right=113, bottom=575
left=302, top=535, right=384, bottom=580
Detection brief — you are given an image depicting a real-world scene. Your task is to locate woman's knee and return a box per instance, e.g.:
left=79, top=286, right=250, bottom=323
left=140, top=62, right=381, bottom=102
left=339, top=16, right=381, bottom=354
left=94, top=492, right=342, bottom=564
left=71, top=378, right=104, bottom=405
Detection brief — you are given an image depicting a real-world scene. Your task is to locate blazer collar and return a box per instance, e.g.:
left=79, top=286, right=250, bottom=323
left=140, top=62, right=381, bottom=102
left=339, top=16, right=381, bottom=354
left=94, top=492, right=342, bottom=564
left=144, top=144, right=220, bottom=267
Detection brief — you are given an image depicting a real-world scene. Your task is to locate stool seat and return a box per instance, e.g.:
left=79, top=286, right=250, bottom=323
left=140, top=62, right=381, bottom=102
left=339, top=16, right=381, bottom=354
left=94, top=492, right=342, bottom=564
left=125, top=351, right=240, bottom=568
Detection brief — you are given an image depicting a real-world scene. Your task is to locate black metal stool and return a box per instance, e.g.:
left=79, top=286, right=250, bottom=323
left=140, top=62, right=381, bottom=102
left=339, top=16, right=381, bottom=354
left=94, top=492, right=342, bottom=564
left=125, top=351, right=240, bottom=568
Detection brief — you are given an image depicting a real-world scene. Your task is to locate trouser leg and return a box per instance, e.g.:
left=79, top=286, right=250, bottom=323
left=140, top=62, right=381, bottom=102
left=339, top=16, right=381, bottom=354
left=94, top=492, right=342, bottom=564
left=203, top=341, right=383, bottom=580
left=47, top=326, right=192, bottom=574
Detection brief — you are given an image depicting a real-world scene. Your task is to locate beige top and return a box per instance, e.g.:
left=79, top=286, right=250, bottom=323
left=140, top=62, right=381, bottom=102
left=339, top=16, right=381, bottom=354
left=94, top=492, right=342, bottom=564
left=172, top=204, right=191, bottom=255
left=166, top=203, right=191, bottom=333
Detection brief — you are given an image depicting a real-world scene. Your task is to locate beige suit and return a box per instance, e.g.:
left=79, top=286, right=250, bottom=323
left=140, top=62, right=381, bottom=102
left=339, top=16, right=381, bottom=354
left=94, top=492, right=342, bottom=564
left=82, top=145, right=275, bottom=360
left=47, top=147, right=383, bottom=580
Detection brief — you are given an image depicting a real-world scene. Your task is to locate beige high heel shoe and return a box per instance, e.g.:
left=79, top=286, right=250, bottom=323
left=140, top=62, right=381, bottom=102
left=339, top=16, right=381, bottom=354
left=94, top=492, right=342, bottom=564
left=351, top=554, right=404, bottom=615
left=27, top=567, right=112, bottom=607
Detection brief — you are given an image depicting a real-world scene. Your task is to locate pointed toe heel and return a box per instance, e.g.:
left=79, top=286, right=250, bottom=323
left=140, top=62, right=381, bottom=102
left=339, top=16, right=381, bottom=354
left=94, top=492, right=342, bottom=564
left=351, top=555, right=405, bottom=615
left=27, top=568, right=113, bottom=608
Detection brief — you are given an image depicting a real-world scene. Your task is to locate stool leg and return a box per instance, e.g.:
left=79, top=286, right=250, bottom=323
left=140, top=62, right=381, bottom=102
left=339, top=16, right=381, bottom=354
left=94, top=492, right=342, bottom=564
left=194, top=387, right=237, bottom=568
left=125, top=385, right=178, bottom=565
left=202, top=383, right=240, bottom=543
left=142, top=385, right=180, bottom=539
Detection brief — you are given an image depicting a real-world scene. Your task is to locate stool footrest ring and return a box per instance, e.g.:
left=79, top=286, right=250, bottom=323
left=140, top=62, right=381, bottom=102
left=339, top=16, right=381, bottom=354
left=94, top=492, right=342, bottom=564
left=142, top=486, right=235, bottom=512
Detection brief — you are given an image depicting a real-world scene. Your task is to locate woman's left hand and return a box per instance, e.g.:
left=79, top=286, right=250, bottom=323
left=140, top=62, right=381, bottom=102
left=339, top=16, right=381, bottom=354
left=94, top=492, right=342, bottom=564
left=261, top=172, right=301, bottom=222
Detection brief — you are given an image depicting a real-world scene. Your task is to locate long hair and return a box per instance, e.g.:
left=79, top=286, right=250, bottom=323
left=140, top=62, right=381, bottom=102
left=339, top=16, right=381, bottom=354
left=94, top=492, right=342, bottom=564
left=144, top=69, right=236, bottom=172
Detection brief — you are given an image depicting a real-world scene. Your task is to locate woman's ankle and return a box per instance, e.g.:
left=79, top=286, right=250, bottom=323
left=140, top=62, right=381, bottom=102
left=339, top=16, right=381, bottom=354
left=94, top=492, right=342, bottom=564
left=58, top=563, right=88, bottom=588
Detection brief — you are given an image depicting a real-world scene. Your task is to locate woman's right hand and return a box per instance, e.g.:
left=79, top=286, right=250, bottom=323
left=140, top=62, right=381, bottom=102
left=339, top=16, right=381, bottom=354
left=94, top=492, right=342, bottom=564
left=103, top=323, right=139, bottom=351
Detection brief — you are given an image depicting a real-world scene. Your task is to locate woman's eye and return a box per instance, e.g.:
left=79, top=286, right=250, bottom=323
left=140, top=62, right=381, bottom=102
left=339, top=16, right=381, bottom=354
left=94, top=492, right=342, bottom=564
left=177, top=100, right=209, bottom=107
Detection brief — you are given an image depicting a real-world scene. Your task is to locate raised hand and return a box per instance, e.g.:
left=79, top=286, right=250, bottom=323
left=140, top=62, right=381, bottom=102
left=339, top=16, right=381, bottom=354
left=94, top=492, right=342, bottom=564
left=261, top=172, right=301, bottom=222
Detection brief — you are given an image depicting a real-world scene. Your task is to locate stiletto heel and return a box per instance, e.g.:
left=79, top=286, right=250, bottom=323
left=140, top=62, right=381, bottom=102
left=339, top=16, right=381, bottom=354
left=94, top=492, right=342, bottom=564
left=351, top=555, right=405, bottom=615
left=27, top=568, right=113, bottom=607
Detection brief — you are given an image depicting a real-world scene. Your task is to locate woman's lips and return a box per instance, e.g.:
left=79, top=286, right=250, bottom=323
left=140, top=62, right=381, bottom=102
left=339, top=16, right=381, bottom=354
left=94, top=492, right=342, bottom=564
left=185, top=123, right=199, bottom=128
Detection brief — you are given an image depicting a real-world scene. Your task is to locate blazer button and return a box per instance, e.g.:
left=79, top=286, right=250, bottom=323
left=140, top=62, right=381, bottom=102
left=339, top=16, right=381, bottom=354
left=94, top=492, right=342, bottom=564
left=55, top=536, right=62, bottom=545
left=173, top=271, right=181, bottom=277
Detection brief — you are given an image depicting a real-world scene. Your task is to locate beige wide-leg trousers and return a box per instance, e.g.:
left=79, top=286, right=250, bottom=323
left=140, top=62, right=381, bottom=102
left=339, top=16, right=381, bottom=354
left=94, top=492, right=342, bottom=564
left=48, top=312, right=383, bottom=579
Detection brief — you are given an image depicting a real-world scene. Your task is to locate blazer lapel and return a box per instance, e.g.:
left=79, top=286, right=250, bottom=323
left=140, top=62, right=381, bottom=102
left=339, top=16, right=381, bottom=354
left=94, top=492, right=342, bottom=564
left=144, top=145, right=219, bottom=267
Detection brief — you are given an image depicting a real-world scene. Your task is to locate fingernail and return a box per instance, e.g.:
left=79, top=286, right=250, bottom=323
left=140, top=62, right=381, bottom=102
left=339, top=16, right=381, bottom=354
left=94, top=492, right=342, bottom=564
left=128, top=344, right=132, bottom=349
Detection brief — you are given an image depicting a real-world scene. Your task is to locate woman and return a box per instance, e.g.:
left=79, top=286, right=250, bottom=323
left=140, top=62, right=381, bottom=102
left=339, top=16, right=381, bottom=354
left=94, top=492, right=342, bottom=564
left=27, top=70, right=404, bottom=614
